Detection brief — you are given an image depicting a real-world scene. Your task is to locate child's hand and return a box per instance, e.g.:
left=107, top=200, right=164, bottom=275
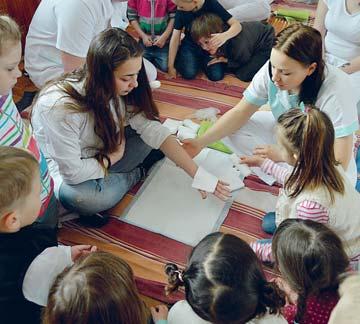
left=274, top=277, right=298, bottom=305
left=108, top=138, right=126, bottom=165
left=153, top=35, right=167, bottom=48
left=150, top=305, right=169, bottom=322
left=167, top=66, right=177, bottom=79
left=253, top=144, right=284, bottom=162
left=207, top=56, right=228, bottom=66
left=71, top=245, right=97, bottom=262
left=141, top=34, right=153, bottom=47
left=240, top=155, right=265, bottom=167
left=209, top=33, right=228, bottom=51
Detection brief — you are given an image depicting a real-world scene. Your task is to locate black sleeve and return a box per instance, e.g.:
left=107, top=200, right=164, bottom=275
left=206, top=0, right=232, bottom=23
left=174, top=10, right=184, bottom=30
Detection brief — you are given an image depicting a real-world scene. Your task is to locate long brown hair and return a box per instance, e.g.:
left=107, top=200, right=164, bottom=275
left=278, top=107, right=344, bottom=201
left=35, top=28, right=159, bottom=166
left=42, top=251, right=148, bottom=324
left=272, top=219, right=349, bottom=323
left=274, top=23, right=325, bottom=105
left=165, top=232, right=285, bottom=323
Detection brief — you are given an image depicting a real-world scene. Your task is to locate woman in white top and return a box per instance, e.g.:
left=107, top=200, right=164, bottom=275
left=183, top=24, right=358, bottom=185
left=314, top=0, right=360, bottom=113
left=150, top=232, right=287, bottom=324
left=31, top=28, right=230, bottom=225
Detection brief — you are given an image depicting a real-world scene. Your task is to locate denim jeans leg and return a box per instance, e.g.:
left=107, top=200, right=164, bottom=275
left=175, top=38, right=202, bottom=79
left=152, top=44, right=169, bottom=72
left=58, top=168, right=142, bottom=215
left=262, top=211, right=277, bottom=234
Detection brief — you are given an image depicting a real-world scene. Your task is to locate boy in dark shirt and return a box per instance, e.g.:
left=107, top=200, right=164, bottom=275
left=168, top=0, right=241, bottom=81
left=191, top=13, right=275, bottom=81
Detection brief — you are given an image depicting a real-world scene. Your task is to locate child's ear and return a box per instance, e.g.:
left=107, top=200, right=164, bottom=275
left=0, top=211, right=21, bottom=233
left=307, top=62, right=317, bottom=76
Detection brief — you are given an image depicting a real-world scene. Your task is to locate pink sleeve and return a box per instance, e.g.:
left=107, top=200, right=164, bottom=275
left=168, top=0, right=177, bottom=13
left=127, top=0, right=138, bottom=11
left=296, top=200, right=329, bottom=224
left=250, top=241, right=273, bottom=262
left=260, top=159, right=290, bottom=185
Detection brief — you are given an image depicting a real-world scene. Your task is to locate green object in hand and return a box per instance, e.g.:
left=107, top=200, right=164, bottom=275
left=275, top=8, right=310, bottom=22
left=197, top=120, right=233, bottom=154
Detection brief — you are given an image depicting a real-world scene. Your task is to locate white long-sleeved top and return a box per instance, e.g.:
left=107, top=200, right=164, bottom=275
left=31, top=80, right=171, bottom=196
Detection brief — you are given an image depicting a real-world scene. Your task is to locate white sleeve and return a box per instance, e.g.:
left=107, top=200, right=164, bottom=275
left=37, top=106, right=105, bottom=184
left=54, top=1, right=98, bottom=57
left=128, top=113, right=171, bottom=149
left=168, top=300, right=210, bottom=324
left=243, top=61, right=270, bottom=107
left=316, top=66, right=359, bottom=138
left=22, top=246, right=73, bottom=306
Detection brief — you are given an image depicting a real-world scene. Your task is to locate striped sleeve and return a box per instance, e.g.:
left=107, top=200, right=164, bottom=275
left=296, top=200, right=329, bottom=223
left=127, top=0, right=138, bottom=21
left=250, top=241, right=273, bottom=262
left=260, top=158, right=290, bottom=185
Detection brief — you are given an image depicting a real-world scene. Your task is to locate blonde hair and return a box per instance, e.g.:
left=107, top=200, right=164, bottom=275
left=43, top=252, right=149, bottom=324
left=0, top=146, right=39, bottom=214
left=0, top=15, right=21, bottom=55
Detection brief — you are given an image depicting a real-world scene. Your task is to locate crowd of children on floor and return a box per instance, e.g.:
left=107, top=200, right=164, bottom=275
left=1, top=0, right=360, bottom=323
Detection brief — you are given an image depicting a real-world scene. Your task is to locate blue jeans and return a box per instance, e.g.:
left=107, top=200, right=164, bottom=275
left=58, top=127, right=153, bottom=215
left=176, top=37, right=225, bottom=81
left=262, top=211, right=277, bottom=234
left=141, top=42, right=169, bottom=72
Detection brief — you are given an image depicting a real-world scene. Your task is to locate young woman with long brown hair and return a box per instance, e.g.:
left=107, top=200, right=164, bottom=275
left=243, top=108, right=360, bottom=269
left=183, top=23, right=358, bottom=186
left=31, top=28, right=230, bottom=226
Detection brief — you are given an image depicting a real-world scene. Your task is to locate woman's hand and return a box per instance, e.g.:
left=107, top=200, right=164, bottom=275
left=253, top=144, right=284, bottom=162
left=197, top=180, right=231, bottom=201
left=151, top=305, right=169, bottom=323
left=240, top=155, right=265, bottom=167
left=108, top=138, right=126, bottom=165
left=182, top=138, right=203, bottom=158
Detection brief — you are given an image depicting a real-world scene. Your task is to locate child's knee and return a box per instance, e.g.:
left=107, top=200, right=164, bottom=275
left=206, top=65, right=225, bottom=81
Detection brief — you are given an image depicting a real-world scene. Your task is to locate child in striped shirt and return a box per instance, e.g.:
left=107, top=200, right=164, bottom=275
left=241, top=108, right=360, bottom=268
left=0, top=15, right=58, bottom=228
left=127, top=0, right=176, bottom=72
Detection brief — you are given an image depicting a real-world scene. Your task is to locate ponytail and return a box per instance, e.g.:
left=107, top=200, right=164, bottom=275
left=256, top=281, right=286, bottom=316
left=278, top=108, right=344, bottom=201
left=165, top=263, right=185, bottom=295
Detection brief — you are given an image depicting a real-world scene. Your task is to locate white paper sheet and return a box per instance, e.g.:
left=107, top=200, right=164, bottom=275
left=122, top=158, right=231, bottom=246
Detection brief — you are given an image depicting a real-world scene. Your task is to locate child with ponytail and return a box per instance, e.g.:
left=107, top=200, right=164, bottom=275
left=153, top=232, right=286, bottom=324
left=272, top=219, right=350, bottom=324
left=242, top=108, right=360, bottom=268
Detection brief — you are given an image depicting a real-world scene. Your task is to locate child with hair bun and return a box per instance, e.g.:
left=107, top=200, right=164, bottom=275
left=272, top=219, right=350, bottom=324
left=243, top=108, right=360, bottom=268
left=151, top=232, right=286, bottom=324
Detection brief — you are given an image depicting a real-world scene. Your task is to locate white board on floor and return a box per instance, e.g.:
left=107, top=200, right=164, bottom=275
left=121, top=156, right=233, bottom=246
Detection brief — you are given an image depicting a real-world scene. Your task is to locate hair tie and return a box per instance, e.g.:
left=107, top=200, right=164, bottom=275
left=174, top=270, right=184, bottom=282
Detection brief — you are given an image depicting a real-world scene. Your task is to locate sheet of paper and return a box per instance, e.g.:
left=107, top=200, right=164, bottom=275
left=122, top=158, right=232, bottom=246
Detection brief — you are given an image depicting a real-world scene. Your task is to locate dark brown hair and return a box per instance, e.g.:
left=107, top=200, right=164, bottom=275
left=272, top=219, right=349, bottom=322
left=42, top=251, right=148, bottom=324
left=35, top=28, right=159, bottom=167
left=190, top=13, right=224, bottom=43
left=165, top=232, right=285, bottom=323
left=274, top=23, right=325, bottom=105
left=0, top=15, right=21, bottom=55
left=277, top=107, right=344, bottom=202
left=0, top=146, right=38, bottom=214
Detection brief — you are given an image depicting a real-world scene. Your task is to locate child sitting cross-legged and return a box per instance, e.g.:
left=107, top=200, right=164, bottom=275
left=150, top=232, right=287, bottom=324
left=272, top=219, right=350, bottom=324
left=0, top=146, right=96, bottom=324
left=190, top=13, right=275, bottom=82
left=243, top=108, right=360, bottom=269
